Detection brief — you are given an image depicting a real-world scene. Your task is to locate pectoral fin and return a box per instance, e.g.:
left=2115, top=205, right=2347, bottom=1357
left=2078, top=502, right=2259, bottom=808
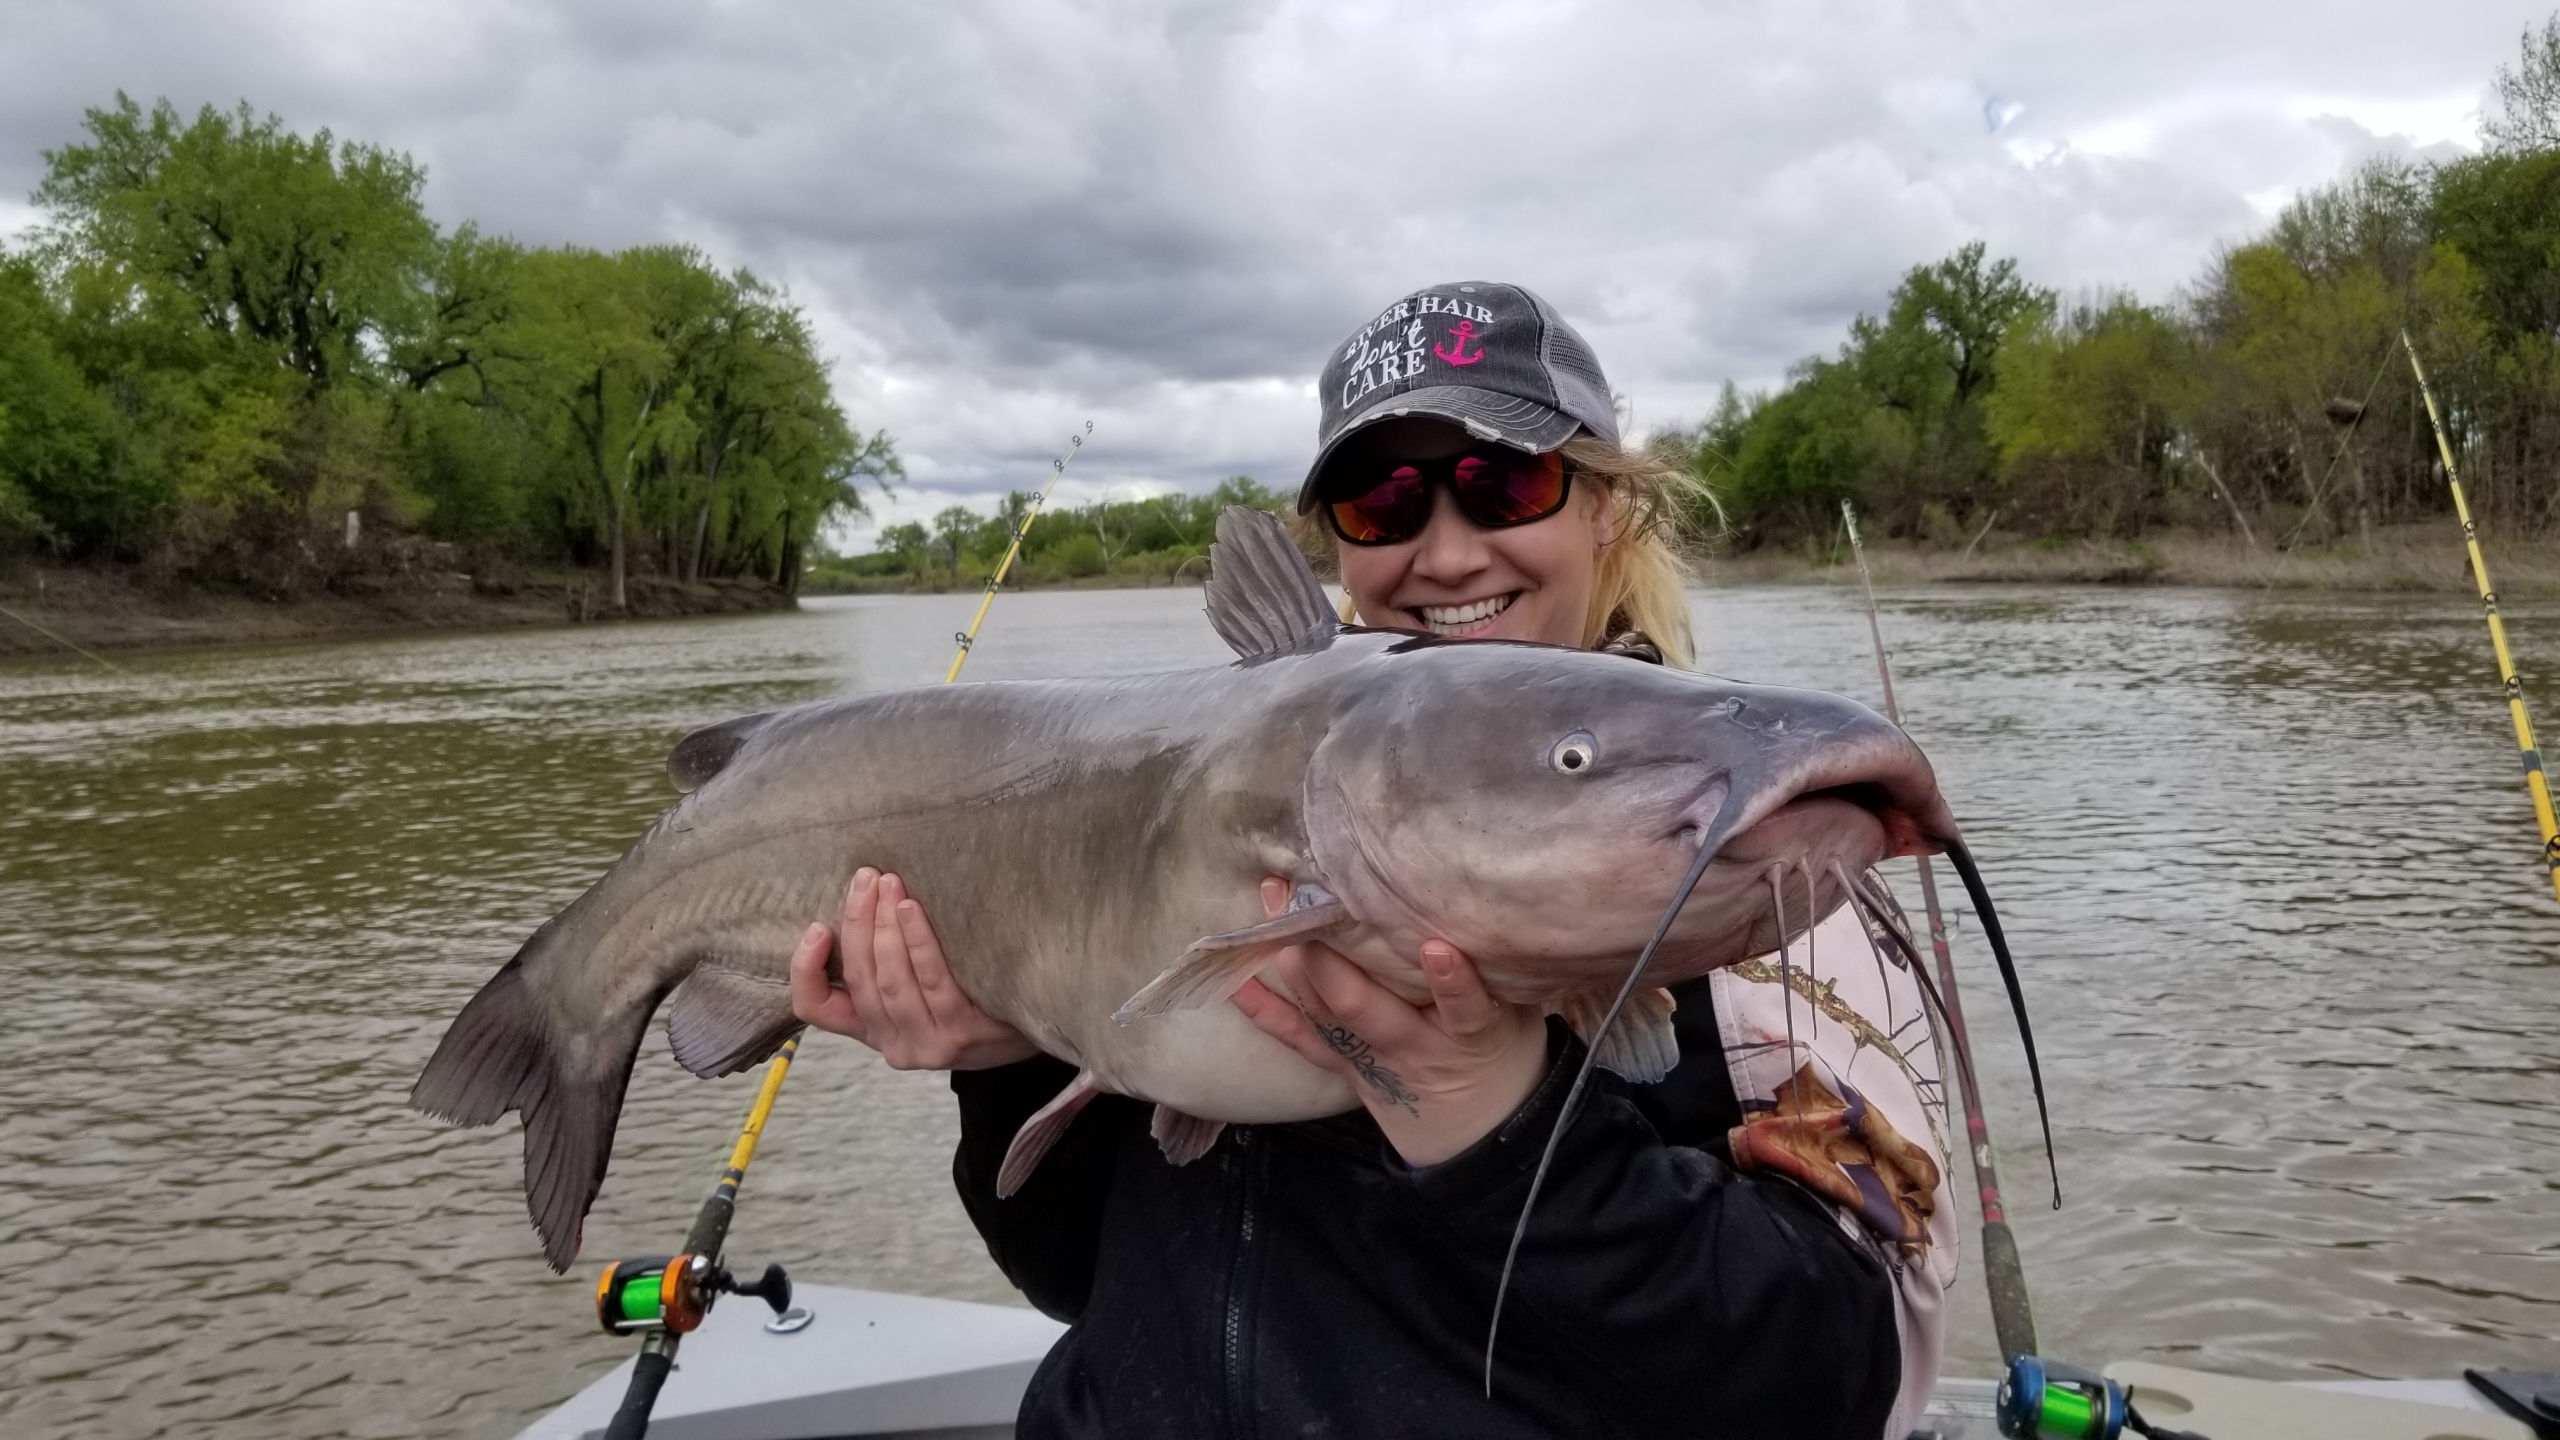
left=996, top=1069, right=1102, bottom=1198
left=1558, top=986, right=1681, bottom=1083
left=1113, top=891, right=1350, bottom=1022
left=1150, top=1105, right=1227, bottom=1166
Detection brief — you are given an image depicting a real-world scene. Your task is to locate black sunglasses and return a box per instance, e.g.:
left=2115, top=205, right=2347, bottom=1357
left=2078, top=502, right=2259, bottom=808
left=1318, top=447, right=1573, bottom=547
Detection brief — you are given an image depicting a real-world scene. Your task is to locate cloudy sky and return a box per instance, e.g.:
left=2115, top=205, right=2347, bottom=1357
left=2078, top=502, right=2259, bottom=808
left=0, top=1, right=2532, bottom=544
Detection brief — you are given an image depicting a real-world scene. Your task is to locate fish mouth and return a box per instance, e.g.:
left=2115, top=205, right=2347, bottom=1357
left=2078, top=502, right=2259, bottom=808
left=1716, top=794, right=1893, bottom=875
left=1666, top=738, right=1950, bottom=875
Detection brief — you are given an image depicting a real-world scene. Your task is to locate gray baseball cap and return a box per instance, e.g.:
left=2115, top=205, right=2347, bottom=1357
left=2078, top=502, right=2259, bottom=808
left=1298, top=281, right=1619, bottom=512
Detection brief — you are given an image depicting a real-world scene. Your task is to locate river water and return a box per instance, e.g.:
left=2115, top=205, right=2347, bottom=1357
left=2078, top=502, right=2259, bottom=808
left=2, top=583, right=2555, bottom=1438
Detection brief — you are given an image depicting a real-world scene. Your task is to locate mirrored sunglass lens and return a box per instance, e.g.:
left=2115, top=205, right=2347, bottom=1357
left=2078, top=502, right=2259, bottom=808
left=1329, top=466, right=1429, bottom=543
left=1454, top=451, right=1568, bottom=524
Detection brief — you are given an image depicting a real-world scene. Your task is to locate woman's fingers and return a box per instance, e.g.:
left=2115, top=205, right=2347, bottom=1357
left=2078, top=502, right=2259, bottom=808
left=898, top=884, right=973, bottom=1031
left=1417, top=940, right=1502, bottom=1041
left=787, top=920, right=859, bottom=1033
left=1233, top=976, right=1352, bottom=1077
left=868, top=874, right=950, bottom=1059
left=833, top=867, right=890, bottom=1035
left=1295, top=941, right=1424, bottom=1050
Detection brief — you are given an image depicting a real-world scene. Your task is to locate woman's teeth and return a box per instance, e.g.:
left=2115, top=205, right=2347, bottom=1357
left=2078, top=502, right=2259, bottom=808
left=1417, top=594, right=1515, bottom=635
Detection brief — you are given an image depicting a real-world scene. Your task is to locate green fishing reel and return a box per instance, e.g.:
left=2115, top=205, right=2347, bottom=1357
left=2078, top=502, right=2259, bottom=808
left=1998, top=1356, right=2129, bottom=1439
left=1998, top=1356, right=2210, bottom=1440
left=595, top=1253, right=797, bottom=1336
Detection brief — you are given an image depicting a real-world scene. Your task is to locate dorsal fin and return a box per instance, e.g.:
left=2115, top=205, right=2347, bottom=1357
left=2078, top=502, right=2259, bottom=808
left=1204, top=506, right=1339, bottom=660
left=667, top=711, right=775, bottom=793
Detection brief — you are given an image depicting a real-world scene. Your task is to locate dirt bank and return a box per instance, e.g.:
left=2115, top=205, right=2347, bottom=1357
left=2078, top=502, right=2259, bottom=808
left=1699, top=527, right=2560, bottom=593
left=0, top=563, right=794, bottom=661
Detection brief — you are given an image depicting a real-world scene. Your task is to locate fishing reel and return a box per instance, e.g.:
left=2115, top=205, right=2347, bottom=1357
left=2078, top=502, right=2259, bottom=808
left=1998, top=1356, right=2209, bottom=1440
left=595, top=1254, right=796, bottom=1336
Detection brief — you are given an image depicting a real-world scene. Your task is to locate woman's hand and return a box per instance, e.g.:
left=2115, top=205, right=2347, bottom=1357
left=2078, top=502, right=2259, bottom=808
left=788, top=867, right=1040, bottom=1071
left=1230, top=878, right=1549, bottom=1167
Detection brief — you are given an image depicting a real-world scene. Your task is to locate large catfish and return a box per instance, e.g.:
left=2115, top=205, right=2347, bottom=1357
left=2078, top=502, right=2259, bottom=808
left=412, top=508, right=1961, bottom=1269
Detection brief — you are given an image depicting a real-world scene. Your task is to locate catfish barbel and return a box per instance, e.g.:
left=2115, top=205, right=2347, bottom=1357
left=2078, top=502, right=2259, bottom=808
left=412, top=508, right=1969, bottom=1270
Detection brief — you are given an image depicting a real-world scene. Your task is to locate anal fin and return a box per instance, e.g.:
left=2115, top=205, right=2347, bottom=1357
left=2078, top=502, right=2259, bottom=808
left=996, top=1069, right=1102, bottom=1198
left=1114, top=889, right=1348, bottom=1022
left=666, top=961, right=802, bottom=1078
left=1151, top=1105, right=1227, bottom=1166
left=1559, top=986, right=1681, bottom=1083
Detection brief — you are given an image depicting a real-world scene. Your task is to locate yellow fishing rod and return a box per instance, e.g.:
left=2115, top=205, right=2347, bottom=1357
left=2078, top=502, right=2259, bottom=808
left=595, top=421, right=1094, bottom=1439
left=947, top=423, right=1093, bottom=681
left=596, top=1036, right=803, bottom=1440
left=2401, top=332, right=2560, bottom=906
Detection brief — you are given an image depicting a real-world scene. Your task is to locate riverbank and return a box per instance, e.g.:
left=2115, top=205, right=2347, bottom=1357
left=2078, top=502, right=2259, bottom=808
left=0, top=563, right=794, bottom=661
left=13, top=525, right=2557, bottom=662
left=1700, top=526, right=2560, bottom=592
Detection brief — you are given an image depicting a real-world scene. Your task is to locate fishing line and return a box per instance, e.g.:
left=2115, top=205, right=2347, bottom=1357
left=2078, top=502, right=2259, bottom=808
left=0, top=601, right=127, bottom=674
left=1484, top=837, right=1718, bottom=1398
left=2262, top=338, right=2397, bottom=588
left=1944, top=838, right=2060, bottom=1209
left=1833, top=859, right=1906, bottom=1030
left=1844, top=871, right=1990, bottom=1149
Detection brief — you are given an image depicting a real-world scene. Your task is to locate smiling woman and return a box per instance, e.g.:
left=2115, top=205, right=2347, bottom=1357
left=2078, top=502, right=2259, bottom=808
left=788, top=280, right=1955, bottom=1440
left=1311, top=424, right=1708, bottom=662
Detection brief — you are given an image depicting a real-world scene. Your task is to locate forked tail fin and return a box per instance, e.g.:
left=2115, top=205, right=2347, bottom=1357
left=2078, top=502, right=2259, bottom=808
left=409, top=946, right=650, bottom=1272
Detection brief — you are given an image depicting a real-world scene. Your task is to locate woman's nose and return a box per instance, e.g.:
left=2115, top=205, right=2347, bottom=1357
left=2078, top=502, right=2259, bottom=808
left=1407, top=486, right=1491, bottom=583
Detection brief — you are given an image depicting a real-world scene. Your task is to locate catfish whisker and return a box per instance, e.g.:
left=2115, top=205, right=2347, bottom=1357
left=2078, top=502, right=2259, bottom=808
left=1485, top=834, right=1718, bottom=1398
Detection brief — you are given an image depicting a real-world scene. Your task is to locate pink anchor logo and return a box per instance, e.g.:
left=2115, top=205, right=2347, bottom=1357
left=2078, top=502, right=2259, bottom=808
left=1433, top=319, right=1485, bottom=366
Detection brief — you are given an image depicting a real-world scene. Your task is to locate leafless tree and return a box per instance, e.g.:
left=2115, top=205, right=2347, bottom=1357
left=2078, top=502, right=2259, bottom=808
left=2484, top=16, right=2560, bottom=153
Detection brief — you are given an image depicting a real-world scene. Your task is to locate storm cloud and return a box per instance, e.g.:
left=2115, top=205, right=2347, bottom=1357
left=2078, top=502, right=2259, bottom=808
left=0, top=0, right=2523, bottom=536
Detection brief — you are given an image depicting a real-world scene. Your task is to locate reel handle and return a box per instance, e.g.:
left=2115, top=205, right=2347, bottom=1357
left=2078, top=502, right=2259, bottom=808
left=717, top=1261, right=793, bottom=1318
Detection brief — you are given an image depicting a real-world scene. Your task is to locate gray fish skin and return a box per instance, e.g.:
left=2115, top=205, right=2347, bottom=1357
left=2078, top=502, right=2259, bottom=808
left=412, top=625, right=1953, bottom=1271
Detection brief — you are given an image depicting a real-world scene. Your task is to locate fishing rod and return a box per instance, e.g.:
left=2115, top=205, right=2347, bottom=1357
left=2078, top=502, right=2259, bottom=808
left=597, top=1035, right=803, bottom=1440
left=946, top=423, right=1093, bottom=681
left=594, top=422, right=1096, bottom=1439
left=2399, top=333, right=2560, bottom=908
left=1842, top=501, right=2042, bottom=1361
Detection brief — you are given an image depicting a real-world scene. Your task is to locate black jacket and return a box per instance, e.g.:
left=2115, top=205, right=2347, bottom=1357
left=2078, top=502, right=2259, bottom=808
left=950, top=984, right=1901, bottom=1440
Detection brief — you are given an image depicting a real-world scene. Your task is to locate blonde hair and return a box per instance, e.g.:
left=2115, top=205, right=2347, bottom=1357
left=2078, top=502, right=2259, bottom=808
left=1302, top=433, right=1714, bottom=668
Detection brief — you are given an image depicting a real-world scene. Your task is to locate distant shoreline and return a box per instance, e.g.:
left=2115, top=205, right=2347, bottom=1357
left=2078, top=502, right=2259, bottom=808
left=1699, top=527, right=2560, bottom=595
left=0, top=564, right=793, bottom=663
left=10, top=528, right=2556, bottom=664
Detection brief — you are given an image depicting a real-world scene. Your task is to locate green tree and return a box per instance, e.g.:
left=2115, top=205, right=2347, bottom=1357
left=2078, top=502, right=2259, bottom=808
left=35, top=94, right=435, bottom=392
left=927, top=505, right=982, bottom=586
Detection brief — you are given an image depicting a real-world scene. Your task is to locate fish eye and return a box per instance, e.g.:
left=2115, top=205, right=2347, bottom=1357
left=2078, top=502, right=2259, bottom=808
left=1550, top=731, right=1597, bottom=776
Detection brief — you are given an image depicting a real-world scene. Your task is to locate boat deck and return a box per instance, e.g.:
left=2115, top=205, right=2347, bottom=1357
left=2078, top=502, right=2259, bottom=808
left=517, top=1285, right=2533, bottom=1440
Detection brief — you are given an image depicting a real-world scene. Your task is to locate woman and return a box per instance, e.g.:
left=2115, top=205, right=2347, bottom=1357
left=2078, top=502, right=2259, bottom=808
left=789, top=283, right=1951, bottom=1439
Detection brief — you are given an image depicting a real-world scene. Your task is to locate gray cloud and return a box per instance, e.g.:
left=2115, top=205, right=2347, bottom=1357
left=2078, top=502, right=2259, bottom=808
left=0, top=0, right=2530, bottom=533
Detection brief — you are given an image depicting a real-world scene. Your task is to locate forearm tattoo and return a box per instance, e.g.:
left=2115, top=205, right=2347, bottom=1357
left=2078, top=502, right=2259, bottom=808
left=1311, top=1018, right=1419, bottom=1115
